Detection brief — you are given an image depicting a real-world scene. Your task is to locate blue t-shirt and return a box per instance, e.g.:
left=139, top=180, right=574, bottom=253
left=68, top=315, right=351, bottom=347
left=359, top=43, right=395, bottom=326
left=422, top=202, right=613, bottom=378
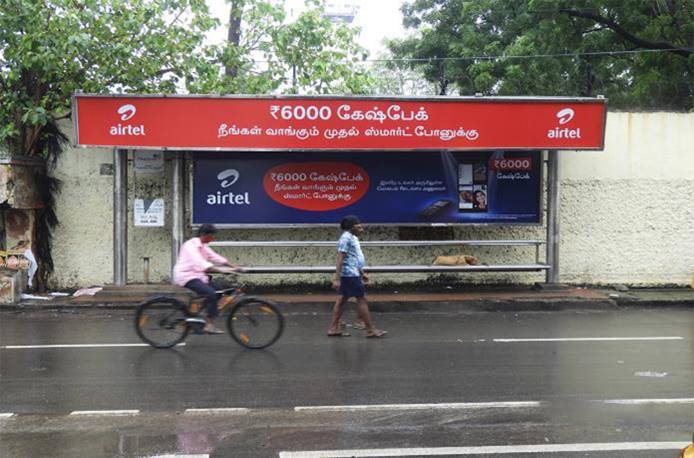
left=337, top=231, right=365, bottom=277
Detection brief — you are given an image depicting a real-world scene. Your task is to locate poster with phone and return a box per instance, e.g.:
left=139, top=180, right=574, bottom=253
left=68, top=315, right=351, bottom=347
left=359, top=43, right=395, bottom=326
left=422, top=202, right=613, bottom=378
left=193, top=150, right=541, bottom=225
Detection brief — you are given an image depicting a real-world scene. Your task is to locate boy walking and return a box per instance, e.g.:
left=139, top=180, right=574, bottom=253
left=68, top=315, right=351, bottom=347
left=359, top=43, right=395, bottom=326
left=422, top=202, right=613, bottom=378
left=327, top=215, right=387, bottom=338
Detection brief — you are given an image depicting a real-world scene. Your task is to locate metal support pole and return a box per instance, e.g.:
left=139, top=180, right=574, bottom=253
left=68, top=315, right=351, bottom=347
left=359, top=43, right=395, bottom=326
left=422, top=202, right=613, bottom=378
left=546, top=150, right=560, bottom=283
left=113, top=148, right=128, bottom=285
left=171, top=153, right=185, bottom=280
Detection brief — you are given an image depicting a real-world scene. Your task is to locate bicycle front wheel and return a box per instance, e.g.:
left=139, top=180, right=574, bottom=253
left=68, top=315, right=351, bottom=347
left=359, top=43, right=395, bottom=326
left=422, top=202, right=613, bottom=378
left=227, top=298, right=284, bottom=349
left=135, top=298, right=190, bottom=348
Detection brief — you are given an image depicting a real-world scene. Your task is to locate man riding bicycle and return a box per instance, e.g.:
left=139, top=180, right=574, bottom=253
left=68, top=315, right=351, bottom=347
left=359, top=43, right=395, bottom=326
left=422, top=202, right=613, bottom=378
left=173, top=224, right=240, bottom=334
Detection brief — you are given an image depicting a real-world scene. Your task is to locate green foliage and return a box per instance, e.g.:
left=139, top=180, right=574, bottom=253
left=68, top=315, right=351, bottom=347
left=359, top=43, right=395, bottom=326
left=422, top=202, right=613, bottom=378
left=0, top=0, right=375, bottom=155
left=0, top=0, right=374, bottom=285
left=367, top=52, right=439, bottom=96
left=0, top=0, right=217, bottom=157
left=187, top=0, right=373, bottom=95
left=390, top=0, right=693, bottom=110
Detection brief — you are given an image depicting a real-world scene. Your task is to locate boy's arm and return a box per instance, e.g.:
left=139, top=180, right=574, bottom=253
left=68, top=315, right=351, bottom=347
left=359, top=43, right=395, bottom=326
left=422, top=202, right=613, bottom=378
left=332, top=252, right=346, bottom=289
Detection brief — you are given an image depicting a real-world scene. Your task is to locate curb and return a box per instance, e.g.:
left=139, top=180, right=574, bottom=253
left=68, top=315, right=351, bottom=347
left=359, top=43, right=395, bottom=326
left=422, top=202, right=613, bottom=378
left=2, top=298, right=624, bottom=313
left=4, top=295, right=693, bottom=313
left=613, top=298, right=694, bottom=308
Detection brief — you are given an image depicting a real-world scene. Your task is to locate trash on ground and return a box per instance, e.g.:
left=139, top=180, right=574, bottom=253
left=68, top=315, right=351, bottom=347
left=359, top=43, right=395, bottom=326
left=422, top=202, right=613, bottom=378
left=72, top=287, right=104, bottom=297
left=21, top=293, right=52, bottom=301
left=634, top=371, right=667, bottom=378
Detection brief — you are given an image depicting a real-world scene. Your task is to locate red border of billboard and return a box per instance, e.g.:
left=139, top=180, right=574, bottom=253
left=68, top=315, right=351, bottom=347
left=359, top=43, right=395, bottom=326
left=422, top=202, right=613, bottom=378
left=72, top=94, right=607, bottom=151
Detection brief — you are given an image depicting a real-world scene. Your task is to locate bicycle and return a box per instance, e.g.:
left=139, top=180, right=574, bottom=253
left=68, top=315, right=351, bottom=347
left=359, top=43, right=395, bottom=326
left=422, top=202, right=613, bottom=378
left=134, top=274, right=284, bottom=350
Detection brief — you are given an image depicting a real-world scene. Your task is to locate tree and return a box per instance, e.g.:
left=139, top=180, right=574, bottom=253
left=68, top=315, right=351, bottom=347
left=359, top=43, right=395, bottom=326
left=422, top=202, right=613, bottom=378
left=0, top=0, right=217, bottom=288
left=389, top=0, right=693, bottom=110
left=1, top=0, right=375, bottom=288
left=367, top=54, right=439, bottom=96
left=187, top=0, right=373, bottom=95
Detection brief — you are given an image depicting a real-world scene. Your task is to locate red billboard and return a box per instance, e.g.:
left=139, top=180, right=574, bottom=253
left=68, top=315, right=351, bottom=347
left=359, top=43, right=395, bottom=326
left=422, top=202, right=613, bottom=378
left=72, top=95, right=607, bottom=151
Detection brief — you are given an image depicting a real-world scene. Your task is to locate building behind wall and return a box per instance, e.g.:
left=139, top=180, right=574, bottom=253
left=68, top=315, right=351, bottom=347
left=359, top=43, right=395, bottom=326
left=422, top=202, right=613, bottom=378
left=49, top=112, right=694, bottom=289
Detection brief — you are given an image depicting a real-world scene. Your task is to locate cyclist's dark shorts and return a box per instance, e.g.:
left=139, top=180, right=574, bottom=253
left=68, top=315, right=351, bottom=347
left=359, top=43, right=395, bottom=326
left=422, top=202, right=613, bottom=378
left=339, top=276, right=365, bottom=298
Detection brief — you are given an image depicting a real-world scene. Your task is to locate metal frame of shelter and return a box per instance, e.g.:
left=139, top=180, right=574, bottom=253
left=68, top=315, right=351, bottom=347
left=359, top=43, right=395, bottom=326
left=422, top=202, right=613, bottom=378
left=74, top=94, right=607, bottom=286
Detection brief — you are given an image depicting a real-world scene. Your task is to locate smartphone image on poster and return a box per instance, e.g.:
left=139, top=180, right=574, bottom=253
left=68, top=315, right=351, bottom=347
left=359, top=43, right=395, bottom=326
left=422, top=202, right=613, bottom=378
left=458, top=164, right=473, bottom=185
left=473, top=163, right=487, bottom=183
left=472, top=185, right=488, bottom=212
left=458, top=186, right=474, bottom=210
left=419, top=199, right=452, bottom=217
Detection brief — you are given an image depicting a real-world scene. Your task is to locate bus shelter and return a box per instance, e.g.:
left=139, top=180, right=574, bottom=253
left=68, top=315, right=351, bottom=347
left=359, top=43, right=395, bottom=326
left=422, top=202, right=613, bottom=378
left=71, top=94, right=607, bottom=285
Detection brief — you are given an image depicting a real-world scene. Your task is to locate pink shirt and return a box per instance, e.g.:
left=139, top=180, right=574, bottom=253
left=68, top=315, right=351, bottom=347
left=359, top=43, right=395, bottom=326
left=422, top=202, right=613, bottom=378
left=173, top=237, right=229, bottom=286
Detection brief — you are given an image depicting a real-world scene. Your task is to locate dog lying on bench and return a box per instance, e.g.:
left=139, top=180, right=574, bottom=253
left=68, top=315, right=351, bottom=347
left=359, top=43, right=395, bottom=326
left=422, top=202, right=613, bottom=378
left=432, top=255, right=481, bottom=266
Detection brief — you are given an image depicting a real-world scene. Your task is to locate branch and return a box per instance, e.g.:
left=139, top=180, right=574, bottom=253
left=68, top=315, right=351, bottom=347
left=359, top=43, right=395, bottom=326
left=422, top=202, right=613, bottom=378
left=559, top=9, right=691, bottom=58
left=54, top=111, right=72, bottom=121
left=153, top=67, right=177, bottom=77
left=167, top=8, right=186, bottom=29
left=582, top=25, right=610, bottom=35
left=24, top=126, right=42, bottom=157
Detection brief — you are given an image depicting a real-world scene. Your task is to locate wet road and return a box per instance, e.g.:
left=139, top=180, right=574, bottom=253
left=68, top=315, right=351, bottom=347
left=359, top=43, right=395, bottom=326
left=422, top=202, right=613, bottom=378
left=0, top=306, right=692, bottom=457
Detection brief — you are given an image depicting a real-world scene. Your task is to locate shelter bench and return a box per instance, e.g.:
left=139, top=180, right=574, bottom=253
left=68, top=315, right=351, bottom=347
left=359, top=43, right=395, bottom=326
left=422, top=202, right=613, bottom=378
left=209, top=240, right=550, bottom=274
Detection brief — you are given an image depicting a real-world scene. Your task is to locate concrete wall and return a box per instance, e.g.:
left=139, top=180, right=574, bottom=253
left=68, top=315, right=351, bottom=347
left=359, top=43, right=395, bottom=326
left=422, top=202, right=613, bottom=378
left=559, top=112, right=694, bottom=285
left=49, top=112, right=694, bottom=289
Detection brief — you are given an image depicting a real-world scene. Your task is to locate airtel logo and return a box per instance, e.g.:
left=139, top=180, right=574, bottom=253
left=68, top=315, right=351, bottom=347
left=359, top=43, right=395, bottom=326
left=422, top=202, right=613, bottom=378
left=548, top=107, right=581, bottom=139
left=110, top=104, right=146, bottom=136
left=118, top=104, right=137, bottom=121
left=217, top=169, right=240, bottom=188
left=207, top=169, right=250, bottom=206
left=556, top=108, right=575, bottom=125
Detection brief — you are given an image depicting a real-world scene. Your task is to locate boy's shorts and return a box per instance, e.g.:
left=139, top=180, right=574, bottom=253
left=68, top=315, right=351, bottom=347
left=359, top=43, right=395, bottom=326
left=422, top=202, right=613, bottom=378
left=339, top=276, right=365, bottom=298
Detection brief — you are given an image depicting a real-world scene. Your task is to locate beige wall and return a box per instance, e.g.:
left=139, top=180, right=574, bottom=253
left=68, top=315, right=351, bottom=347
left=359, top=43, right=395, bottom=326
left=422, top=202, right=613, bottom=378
left=50, top=112, right=694, bottom=289
left=559, top=112, right=694, bottom=285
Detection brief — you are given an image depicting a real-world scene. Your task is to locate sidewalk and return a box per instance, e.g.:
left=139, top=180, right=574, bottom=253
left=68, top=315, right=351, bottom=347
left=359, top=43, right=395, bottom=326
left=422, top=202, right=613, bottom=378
left=6, top=284, right=694, bottom=312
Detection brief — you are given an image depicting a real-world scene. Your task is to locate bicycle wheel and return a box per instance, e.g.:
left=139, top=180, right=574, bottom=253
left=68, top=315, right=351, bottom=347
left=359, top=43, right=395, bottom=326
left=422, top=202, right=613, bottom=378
left=227, top=298, right=284, bottom=349
left=135, top=298, right=190, bottom=348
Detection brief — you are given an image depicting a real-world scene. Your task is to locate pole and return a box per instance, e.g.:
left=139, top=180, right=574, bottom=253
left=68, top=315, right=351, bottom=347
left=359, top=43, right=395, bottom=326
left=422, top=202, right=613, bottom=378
left=113, top=148, right=127, bottom=285
left=546, top=150, right=560, bottom=284
left=171, top=152, right=184, bottom=281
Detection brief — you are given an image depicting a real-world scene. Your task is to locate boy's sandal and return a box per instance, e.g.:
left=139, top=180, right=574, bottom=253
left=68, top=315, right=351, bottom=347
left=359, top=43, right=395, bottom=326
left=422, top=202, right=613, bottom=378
left=366, top=330, right=387, bottom=338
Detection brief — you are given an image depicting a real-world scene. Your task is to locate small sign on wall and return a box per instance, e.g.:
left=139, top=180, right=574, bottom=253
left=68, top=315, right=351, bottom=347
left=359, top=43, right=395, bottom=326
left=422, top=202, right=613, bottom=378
left=134, top=198, right=165, bottom=227
left=134, top=150, right=164, bottom=175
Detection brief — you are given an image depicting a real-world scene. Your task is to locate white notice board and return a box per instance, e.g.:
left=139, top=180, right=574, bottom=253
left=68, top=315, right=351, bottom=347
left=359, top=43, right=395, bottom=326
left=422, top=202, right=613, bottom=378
left=134, top=199, right=165, bottom=227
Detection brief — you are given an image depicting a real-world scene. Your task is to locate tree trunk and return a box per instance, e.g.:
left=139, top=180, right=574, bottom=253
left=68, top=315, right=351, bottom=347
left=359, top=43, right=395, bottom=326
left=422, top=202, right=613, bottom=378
left=225, top=0, right=245, bottom=79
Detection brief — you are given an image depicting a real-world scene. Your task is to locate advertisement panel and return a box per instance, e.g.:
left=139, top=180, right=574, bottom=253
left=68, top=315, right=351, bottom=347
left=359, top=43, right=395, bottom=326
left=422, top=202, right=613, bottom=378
left=73, top=95, right=606, bottom=151
left=192, top=151, right=541, bottom=226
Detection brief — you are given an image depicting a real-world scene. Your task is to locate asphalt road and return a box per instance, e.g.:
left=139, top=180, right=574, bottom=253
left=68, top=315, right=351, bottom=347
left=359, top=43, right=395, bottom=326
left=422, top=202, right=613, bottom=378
left=0, top=306, right=692, bottom=457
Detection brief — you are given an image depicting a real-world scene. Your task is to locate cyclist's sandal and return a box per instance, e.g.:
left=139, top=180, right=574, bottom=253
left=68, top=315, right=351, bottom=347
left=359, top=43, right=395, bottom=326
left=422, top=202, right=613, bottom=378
left=204, top=325, right=225, bottom=335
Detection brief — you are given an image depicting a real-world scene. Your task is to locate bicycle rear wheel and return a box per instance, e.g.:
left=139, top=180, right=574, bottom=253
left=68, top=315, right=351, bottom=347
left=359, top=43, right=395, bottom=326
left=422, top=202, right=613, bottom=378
left=135, top=298, right=190, bottom=348
left=227, top=298, right=284, bottom=349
